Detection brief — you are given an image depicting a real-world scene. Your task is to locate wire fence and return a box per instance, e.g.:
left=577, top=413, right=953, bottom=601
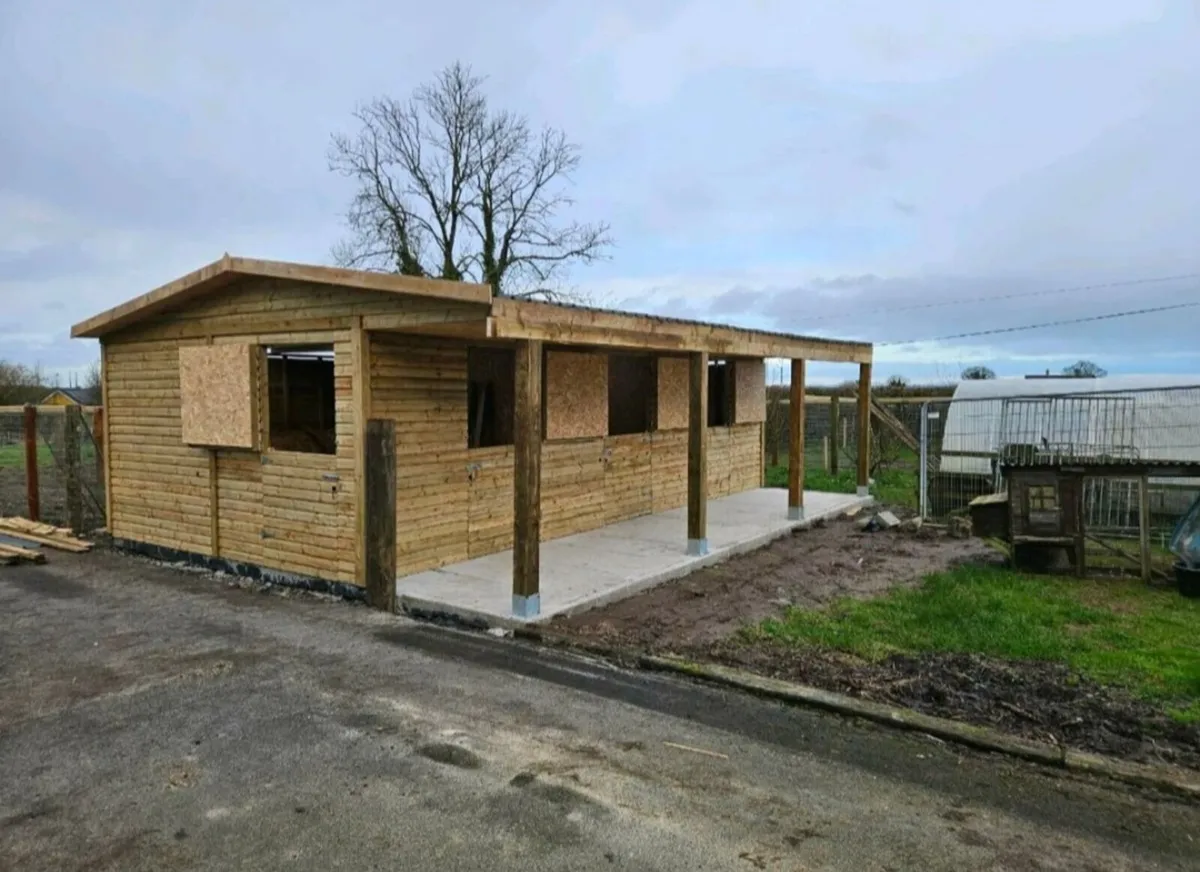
left=0, top=405, right=106, bottom=533
left=914, top=385, right=1200, bottom=572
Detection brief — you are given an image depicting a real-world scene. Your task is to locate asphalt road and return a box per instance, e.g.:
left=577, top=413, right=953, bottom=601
left=1, top=549, right=1196, bottom=871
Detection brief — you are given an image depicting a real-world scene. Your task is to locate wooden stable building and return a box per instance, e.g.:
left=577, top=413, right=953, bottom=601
left=72, top=256, right=874, bottom=617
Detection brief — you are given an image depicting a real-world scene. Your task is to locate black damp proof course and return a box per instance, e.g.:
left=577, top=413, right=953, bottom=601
left=111, top=537, right=367, bottom=602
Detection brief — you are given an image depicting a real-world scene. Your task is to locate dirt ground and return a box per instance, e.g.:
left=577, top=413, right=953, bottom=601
left=554, top=515, right=1200, bottom=772
left=0, top=466, right=100, bottom=532
left=555, top=515, right=999, bottom=650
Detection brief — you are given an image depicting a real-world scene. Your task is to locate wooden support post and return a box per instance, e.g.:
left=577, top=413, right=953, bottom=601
left=64, top=405, right=83, bottom=533
left=1138, top=476, right=1152, bottom=583
left=363, top=419, right=397, bottom=612
left=856, top=362, right=872, bottom=496
left=829, top=395, right=840, bottom=474
left=512, top=339, right=543, bottom=618
left=822, top=436, right=829, bottom=472
left=787, top=359, right=806, bottom=520
left=23, top=405, right=39, bottom=522
left=687, top=351, right=709, bottom=555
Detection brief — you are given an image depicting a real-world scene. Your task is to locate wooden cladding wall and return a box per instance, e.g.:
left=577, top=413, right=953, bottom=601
left=369, top=334, right=470, bottom=575
left=369, top=336, right=763, bottom=576
left=105, top=332, right=357, bottom=584
left=106, top=338, right=213, bottom=554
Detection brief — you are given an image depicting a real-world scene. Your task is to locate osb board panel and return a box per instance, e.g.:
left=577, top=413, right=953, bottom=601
left=656, top=357, right=689, bottom=431
left=546, top=351, right=607, bottom=441
left=179, top=344, right=257, bottom=448
left=734, top=359, right=766, bottom=424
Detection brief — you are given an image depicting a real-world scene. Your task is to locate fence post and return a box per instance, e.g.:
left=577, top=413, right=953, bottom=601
left=919, top=401, right=930, bottom=520
left=64, top=405, right=83, bottom=533
left=23, top=405, right=39, bottom=522
left=363, top=418, right=397, bottom=611
left=93, top=406, right=105, bottom=490
left=829, top=395, right=840, bottom=474
left=1138, top=476, right=1151, bottom=583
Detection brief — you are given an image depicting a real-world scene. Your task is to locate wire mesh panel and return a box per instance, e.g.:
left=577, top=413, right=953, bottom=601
left=0, top=410, right=28, bottom=518
left=920, top=386, right=1200, bottom=546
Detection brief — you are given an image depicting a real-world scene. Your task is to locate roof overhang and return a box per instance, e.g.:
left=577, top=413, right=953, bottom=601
left=71, top=255, right=493, bottom=339
left=489, top=298, right=872, bottom=363
left=70, top=256, right=872, bottom=364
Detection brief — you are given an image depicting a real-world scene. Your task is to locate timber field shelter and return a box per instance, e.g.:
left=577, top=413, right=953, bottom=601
left=73, top=256, right=874, bottom=619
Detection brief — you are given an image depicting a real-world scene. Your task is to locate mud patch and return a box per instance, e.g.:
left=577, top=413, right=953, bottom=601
left=554, top=516, right=998, bottom=649
left=697, top=643, right=1200, bottom=770
left=415, top=742, right=482, bottom=770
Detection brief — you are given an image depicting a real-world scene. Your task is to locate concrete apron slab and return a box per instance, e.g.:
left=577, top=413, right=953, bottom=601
left=396, top=489, right=873, bottom=629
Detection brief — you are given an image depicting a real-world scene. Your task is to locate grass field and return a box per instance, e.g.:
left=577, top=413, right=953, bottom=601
left=753, top=565, right=1200, bottom=721
left=765, top=462, right=919, bottom=509
left=0, top=442, right=94, bottom=470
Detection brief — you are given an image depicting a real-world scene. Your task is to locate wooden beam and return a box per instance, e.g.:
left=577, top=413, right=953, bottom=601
left=489, top=298, right=872, bottom=364
left=363, top=418, right=397, bottom=611
left=512, top=339, right=543, bottom=618
left=23, top=405, right=39, bottom=522
left=351, top=317, right=371, bottom=587
left=788, top=359, right=806, bottom=520
left=856, top=363, right=872, bottom=496
left=71, top=255, right=493, bottom=339
left=687, top=352, right=709, bottom=555
left=1138, top=476, right=1152, bottom=583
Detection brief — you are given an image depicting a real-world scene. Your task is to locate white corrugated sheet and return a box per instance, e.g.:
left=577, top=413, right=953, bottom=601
left=939, top=375, right=1200, bottom=477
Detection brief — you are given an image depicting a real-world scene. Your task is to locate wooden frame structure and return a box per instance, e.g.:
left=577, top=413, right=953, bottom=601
left=73, top=256, right=874, bottom=618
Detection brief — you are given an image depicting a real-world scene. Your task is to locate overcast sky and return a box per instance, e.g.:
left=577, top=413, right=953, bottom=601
left=3, top=0, right=1199, bottom=386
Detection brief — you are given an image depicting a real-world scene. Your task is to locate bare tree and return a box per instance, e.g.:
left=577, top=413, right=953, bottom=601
left=85, top=360, right=102, bottom=393
left=0, top=361, right=46, bottom=405
left=328, top=63, right=611, bottom=299
left=960, top=365, right=996, bottom=380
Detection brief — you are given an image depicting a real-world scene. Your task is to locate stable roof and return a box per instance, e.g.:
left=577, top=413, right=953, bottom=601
left=71, top=256, right=873, bottom=363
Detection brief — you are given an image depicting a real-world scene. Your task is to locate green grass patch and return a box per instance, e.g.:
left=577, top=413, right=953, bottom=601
left=0, top=442, right=90, bottom=470
left=764, top=462, right=918, bottom=509
left=754, top=564, right=1200, bottom=720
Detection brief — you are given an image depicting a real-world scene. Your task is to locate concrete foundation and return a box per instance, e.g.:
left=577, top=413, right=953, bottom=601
left=396, top=488, right=872, bottom=627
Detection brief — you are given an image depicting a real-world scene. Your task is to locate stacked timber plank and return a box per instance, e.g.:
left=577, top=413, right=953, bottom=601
left=0, top=517, right=93, bottom=554
left=0, top=539, right=45, bottom=565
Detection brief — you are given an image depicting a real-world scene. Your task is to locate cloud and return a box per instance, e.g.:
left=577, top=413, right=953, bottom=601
left=1, top=0, right=1197, bottom=386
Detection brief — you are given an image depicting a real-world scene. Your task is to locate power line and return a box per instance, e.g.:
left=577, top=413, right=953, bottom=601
left=877, top=299, right=1200, bottom=346
left=798, top=272, right=1200, bottom=324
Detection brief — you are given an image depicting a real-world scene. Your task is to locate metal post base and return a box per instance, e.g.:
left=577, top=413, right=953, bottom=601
left=511, top=593, right=541, bottom=619
left=788, top=505, right=805, bottom=521
left=686, top=538, right=709, bottom=556
left=856, top=486, right=870, bottom=497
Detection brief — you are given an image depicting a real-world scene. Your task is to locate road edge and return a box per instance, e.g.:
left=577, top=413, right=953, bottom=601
left=512, top=628, right=1199, bottom=803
